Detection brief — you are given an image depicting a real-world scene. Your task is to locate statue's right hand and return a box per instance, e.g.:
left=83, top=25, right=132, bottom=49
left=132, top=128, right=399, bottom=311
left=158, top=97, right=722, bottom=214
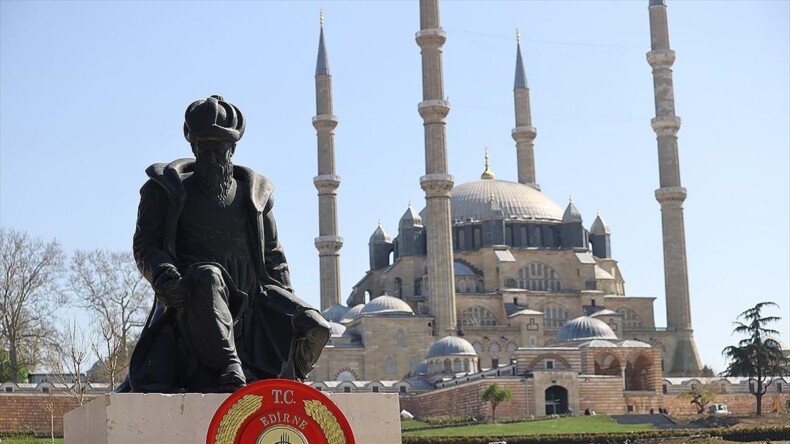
left=154, top=267, right=187, bottom=309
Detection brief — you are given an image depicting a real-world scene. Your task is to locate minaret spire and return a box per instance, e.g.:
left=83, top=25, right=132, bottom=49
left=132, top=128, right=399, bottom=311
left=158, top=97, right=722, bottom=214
left=647, top=0, right=701, bottom=374
left=312, top=12, right=343, bottom=311
left=416, top=0, right=457, bottom=337
left=512, top=28, right=538, bottom=189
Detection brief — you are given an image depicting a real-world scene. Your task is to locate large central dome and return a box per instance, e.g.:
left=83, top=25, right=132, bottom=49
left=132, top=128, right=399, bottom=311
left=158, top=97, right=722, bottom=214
left=449, top=179, right=564, bottom=222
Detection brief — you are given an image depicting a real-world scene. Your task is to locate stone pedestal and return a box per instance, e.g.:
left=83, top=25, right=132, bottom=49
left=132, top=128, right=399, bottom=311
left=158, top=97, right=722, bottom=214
left=64, top=392, right=401, bottom=443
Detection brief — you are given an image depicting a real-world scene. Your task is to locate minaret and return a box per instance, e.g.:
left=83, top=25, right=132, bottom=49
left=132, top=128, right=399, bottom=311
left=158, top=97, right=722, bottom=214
left=647, top=0, right=701, bottom=374
left=512, top=29, right=539, bottom=189
left=313, top=11, right=343, bottom=311
left=416, top=0, right=457, bottom=337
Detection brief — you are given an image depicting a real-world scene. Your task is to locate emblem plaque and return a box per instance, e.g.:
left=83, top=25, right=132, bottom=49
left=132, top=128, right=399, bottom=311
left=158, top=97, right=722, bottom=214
left=207, top=379, right=355, bottom=444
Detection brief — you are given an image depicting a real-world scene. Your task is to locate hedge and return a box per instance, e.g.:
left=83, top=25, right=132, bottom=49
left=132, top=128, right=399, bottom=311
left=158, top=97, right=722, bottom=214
left=402, top=426, right=790, bottom=444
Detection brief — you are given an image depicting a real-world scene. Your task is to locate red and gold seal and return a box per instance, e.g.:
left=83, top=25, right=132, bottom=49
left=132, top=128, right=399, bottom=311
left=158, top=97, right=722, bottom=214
left=207, top=379, right=355, bottom=444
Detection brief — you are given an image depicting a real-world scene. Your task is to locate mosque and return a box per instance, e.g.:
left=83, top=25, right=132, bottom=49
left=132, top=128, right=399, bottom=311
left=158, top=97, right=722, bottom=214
left=305, top=0, right=703, bottom=416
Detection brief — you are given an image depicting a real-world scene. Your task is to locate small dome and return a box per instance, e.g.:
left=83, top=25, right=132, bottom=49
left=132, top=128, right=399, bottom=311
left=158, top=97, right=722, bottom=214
left=427, top=336, right=477, bottom=358
left=578, top=339, right=618, bottom=348
left=399, top=203, right=423, bottom=228
left=561, top=198, right=582, bottom=223
left=589, top=309, right=620, bottom=318
left=359, top=295, right=414, bottom=316
left=340, top=304, right=365, bottom=323
left=369, top=222, right=391, bottom=243
left=590, top=212, right=611, bottom=235
left=555, top=316, right=618, bottom=343
left=454, top=261, right=478, bottom=276
left=414, top=360, right=428, bottom=375
left=618, top=340, right=651, bottom=348
left=328, top=322, right=347, bottom=337
left=322, top=304, right=349, bottom=323
left=509, top=308, right=543, bottom=317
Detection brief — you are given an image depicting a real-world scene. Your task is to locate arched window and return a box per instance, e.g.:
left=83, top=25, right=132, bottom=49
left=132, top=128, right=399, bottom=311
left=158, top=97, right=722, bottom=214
left=473, top=228, right=482, bottom=249
left=542, top=304, right=570, bottom=330
left=458, top=280, right=467, bottom=293
left=396, top=329, right=406, bottom=347
left=443, top=359, right=451, bottom=372
left=520, top=226, right=528, bottom=247
left=394, top=278, right=402, bottom=298
left=617, top=309, right=643, bottom=329
left=386, top=357, right=395, bottom=376
left=414, top=278, right=422, bottom=296
left=453, top=358, right=462, bottom=372
left=460, top=306, right=498, bottom=327
left=336, top=370, right=357, bottom=382
left=594, top=353, right=621, bottom=376
left=518, top=263, right=561, bottom=292
left=458, top=228, right=466, bottom=250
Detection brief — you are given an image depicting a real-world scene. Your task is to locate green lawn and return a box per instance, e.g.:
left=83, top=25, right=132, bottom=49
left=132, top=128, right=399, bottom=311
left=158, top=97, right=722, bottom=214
left=402, top=415, right=656, bottom=437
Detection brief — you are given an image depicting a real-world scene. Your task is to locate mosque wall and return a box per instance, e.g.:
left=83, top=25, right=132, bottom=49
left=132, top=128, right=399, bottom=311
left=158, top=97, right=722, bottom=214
left=400, top=378, right=528, bottom=421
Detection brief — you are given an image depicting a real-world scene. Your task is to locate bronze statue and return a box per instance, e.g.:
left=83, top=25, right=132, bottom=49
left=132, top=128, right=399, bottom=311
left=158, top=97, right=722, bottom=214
left=118, top=95, right=330, bottom=393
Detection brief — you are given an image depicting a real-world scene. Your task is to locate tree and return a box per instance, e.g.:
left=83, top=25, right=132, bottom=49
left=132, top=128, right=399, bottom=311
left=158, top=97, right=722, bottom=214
left=69, top=249, right=149, bottom=386
left=481, top=383, right=512, bottom=422
left=681, top=384, right=715, bottom=414
left=721, top=302, right=790, bottom=415
left=0, top=228, right=65, bottom=382
left=46, top=319, right=91, bottom=405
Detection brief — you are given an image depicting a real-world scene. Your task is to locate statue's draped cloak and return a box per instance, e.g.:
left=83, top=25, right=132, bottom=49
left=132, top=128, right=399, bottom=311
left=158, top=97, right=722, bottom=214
left=120, top=159, right=311, bottom=392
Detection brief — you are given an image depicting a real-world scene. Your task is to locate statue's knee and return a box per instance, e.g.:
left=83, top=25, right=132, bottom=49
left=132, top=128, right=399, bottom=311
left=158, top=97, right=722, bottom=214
left=191, top=265, right=224, bottom=288
left=293, top=309, right=330, bottom=340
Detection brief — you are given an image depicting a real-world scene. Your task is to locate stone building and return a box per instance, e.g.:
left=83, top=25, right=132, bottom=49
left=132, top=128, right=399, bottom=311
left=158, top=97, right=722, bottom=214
left=309, top=0, right=701, bottom=396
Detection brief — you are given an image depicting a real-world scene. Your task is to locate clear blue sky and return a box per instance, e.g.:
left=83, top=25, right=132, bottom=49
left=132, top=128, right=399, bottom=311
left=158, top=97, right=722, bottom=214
left=1, top=1, right=788, bottom=374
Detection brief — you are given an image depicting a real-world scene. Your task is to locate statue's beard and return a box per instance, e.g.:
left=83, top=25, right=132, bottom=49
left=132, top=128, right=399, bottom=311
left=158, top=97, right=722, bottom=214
left=194, top=151, right=234, bottom=207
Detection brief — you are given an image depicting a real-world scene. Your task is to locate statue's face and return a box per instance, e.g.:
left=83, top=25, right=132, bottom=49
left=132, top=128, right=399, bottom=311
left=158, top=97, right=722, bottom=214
left=194, top=140, right=235, bottom=159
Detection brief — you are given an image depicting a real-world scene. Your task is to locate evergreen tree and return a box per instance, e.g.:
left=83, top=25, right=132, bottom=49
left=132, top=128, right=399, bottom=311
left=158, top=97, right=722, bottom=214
left=721, top=302, right=789, bottom=415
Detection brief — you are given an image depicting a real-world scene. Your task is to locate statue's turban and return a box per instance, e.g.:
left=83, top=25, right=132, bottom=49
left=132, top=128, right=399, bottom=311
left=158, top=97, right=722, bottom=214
left=183, top=95, right=245, bottom=143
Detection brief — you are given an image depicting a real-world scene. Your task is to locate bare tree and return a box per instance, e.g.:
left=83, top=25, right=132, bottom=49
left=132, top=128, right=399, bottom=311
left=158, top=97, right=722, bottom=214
left=0, top=228, right=65, bottom=382
left=47, top=319, right=91, bottom=405
left=69, top=249, right=149, bottom=385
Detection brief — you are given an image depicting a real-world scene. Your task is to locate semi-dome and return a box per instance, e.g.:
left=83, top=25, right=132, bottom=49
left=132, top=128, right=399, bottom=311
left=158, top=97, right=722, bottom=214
left=446, top=179, right=564, bottom=222
left=359, top=295, right=413, bottom=316
left=427, top=336, right=477, bottom=358
left=555, top=316, right=618, bottom=343
left=322, top=304, right=350, bottom=323
left=340, top=304, right=365, bottom=323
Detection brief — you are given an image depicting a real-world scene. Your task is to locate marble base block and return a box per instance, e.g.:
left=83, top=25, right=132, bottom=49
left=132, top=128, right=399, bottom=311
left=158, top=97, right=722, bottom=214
left=64, top=392, right=401, bottom=443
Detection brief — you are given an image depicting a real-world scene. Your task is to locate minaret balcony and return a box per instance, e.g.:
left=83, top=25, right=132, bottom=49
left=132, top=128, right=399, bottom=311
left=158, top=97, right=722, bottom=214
left=312, top=114, right=339, bottom=130
left=314, top=174, right=341, bottom=194
left=646, top=49, right=675, bottom=68
left=418, top=99, right=450, bottom=122
left=655, top=186, right=687, bottom=204
left=420, top=173, right=454, bottom=197
left=315, top=235, right=344, bottom=254
left=650, top=116, right=681, bottom=135
left=415, top=28, right=447, bottom=47
left=511, top=126, right=537, bottom=141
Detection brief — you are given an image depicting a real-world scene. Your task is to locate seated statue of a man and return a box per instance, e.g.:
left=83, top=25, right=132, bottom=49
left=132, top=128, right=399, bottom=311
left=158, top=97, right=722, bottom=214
left=118, top=95, right=330, bottom=393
